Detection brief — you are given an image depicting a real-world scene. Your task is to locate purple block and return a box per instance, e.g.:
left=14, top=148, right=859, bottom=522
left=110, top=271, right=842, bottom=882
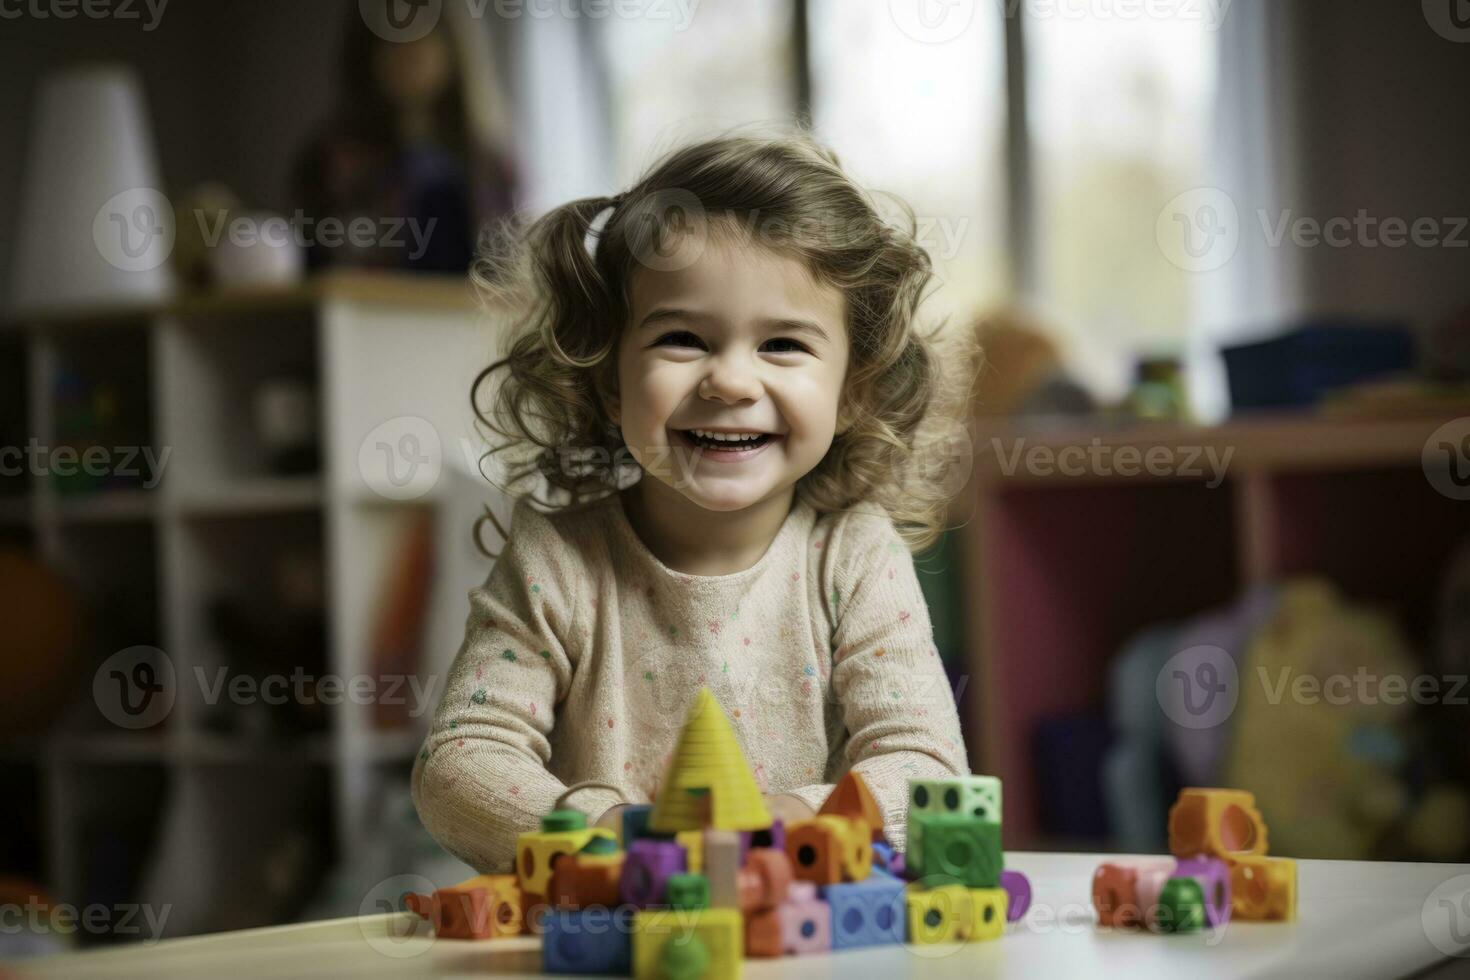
left=619, top=839, right=686, bottom=908
left=1000, top=869, right=1032, bottom=922
left=1172, top=856, right=1231, bottom=927
left=740, top=818, right=786, bottom=858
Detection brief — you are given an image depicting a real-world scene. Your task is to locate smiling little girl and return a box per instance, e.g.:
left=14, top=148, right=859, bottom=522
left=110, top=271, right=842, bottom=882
left=411, top=128, right=979, bottom=872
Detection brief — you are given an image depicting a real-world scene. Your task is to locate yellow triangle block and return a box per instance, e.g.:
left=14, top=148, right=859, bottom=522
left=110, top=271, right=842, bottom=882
left=650, top=688, right=772, bottom=833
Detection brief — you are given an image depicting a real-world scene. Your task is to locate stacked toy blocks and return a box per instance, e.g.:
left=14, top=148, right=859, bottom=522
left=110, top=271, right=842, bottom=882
left=1091, top=786, right=1297, bottom=934
left=902, top=775, right=1021, bottom=944
left=406, top=687, right=1032, bottom=977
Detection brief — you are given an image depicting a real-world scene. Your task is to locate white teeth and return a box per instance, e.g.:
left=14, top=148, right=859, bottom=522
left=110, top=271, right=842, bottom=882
left=690, top=429, right=765, bottom=442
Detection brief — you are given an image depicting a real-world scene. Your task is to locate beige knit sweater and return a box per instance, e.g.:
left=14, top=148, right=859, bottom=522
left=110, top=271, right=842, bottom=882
left=410, top=489, right=969, bottom=873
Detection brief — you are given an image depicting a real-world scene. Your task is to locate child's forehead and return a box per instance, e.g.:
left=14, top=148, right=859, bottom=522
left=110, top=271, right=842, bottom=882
left=624, top=225, right=845, bottom=328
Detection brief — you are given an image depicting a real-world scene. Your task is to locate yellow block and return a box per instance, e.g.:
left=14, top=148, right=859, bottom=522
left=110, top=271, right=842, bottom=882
left=676, top=830, right=704, bottom=874
left=905, top=883, right=974, bottom=944
left=1229, top=855, right=1297, bottom=921
left=515, top=827, right=615, bottom=896
left=633, top=907, right=743, bottom=980
left=969, top=888, right=1007, bottom=941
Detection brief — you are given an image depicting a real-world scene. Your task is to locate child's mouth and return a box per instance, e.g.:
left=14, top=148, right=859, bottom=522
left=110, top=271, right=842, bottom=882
left=673, top=429, right=778, bottom=458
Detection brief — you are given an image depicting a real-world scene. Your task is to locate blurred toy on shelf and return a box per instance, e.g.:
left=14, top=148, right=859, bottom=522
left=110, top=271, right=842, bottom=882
left=402, top=686, right=1030, bottom=976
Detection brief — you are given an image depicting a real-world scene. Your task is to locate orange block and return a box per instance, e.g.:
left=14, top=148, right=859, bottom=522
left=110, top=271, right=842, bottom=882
left=745, top=905, right=784, bottom=957
left=1091, top=859, right=1174, bottom=928
left=819, top=771, right=884, bottom=843
left=1168, top=788, right=1269, bottom=859
left=737, top=848, right=794, bottom=912
left=786, top=816, right=871, bottom=885
left=547, top=855, right=624, bottom=909
left=406, top=875, right=522, bottom=940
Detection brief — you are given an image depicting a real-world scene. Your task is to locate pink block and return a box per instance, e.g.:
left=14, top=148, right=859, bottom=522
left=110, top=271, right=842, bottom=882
left=1132, top=861, right=1177, bottom=931
left=777, top=898, right=831, bottom=955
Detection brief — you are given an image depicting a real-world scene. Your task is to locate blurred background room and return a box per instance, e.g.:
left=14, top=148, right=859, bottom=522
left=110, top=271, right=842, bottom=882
left=2, top=0, right=1470, bottom=954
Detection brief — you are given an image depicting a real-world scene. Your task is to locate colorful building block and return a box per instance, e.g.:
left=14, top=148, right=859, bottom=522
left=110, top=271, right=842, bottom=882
left=543, top=906, right=635, bottom=974
left=1173, top=856, right=1231, bottom=927
left=999, top=868, right=1031, bottom=922
left=909, top=776, right=1002, bottom=825
left=649, top=689, right=772, bottom=833
left=703, top=830, right=742, bottom=907
left=968, top=887, right=1007, bottom=941
left=909, top=813, right=1002, bottom=888
left=666, top=873, right=710, bottom=911
left=822, top=875, right=906, bottom=949
left=405, top=874, right=522, bottom=939
left=742, top=818, right=785, bottom=855
left=517, top=812, right=615, bottom=897
left=620, top=838, right=687, bottom=908
left=1168, top=788, right=1269, bottom=859
left=548, top=851, right=624, bottom=909
left=746, top=881, right=831, bottom=957
left=1228, top=855, right=1297, bottom=921
left=820, top=771, right=885, bottom=842
left=621, top=805, right=657, bottom=846
left=633, top=907, right=743, bottom=980
left=1156, top=877, right=1206, bottom=933
left=786, top=815, right=872, bottom=885
left=676, top=830, right=704, bottom=873
left=1092, top=858, right=1175, bottom=928
left=736, top=848, right=794, bottom=911
left=905, top=882, right=974, bottom=943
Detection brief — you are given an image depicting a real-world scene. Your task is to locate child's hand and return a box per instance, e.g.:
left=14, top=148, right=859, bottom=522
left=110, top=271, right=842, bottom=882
left=763, top=792, right=816, bottom=825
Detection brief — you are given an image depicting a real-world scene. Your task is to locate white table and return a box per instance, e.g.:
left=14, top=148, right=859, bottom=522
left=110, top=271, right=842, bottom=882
left=15, top=853, right=1470, bottom=979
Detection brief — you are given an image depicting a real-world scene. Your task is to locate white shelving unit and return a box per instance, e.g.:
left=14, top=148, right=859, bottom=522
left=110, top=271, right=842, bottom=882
left=2, top=271, right=506, bottom=938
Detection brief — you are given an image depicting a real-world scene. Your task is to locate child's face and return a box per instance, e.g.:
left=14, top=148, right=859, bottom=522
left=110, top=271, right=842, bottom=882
left=610, top=228, right=849, bottom=514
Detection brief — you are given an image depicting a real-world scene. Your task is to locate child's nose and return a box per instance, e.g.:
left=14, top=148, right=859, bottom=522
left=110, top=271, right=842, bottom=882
left=699, top=356, right=763, bottom=403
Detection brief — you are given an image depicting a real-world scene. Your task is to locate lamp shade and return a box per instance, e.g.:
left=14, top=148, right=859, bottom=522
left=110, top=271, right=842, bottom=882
left=9, top=63, right=176, bottom=315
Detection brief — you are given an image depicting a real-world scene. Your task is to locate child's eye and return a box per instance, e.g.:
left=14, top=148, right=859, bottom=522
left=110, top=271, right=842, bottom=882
left=655, top=330, right=704, bottom=348
left=654, top=332, right=809, bottom=355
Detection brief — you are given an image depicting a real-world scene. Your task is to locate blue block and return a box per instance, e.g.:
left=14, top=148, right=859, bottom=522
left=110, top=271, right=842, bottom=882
left=543, top=907, right=634, bottom=974
left=821, top=876, right=906, bottom=950
left=621, top=805, right=654, bottom=845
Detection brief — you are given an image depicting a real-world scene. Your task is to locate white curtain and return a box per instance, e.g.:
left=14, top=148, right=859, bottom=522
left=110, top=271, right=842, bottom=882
left=1188, top=0, right=1307, bottom=422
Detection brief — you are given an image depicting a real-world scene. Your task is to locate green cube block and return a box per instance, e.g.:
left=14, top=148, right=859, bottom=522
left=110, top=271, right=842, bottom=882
left=906, top=776, right=1003, bottom=869
left=666, top=873, right=709, bottom=911
left=908, top=813, right=1002, bottom=888
left=1157, top=877, right=1205, bottom=933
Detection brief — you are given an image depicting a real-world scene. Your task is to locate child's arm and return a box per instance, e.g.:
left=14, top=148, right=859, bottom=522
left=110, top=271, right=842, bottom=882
left=410, top=502, right=622, bottom=872
left=783, top=509, right=970, bottom=849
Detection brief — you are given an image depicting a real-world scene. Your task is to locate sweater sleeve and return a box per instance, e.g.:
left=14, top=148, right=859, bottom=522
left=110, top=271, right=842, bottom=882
left=783, top=507, right=970, bottom=850
left=410, top=498, right=623, bottom=873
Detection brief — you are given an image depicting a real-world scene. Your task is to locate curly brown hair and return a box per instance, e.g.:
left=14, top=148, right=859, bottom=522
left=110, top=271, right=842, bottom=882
left=469, top=124, right=980, bottom=556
